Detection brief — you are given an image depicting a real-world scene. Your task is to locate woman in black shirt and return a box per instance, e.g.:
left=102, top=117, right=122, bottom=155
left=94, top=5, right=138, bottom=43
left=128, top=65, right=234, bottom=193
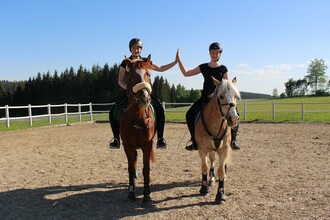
left=109, top=38, right=177, bottom=149
left=177, top=42, right=240, bottom=151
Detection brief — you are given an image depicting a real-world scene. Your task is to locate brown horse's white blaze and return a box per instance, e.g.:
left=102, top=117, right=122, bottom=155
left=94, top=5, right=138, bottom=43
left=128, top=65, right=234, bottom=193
left=195, top=77, right=240, bottom=204
left=120, top=54, right=156, bottom=203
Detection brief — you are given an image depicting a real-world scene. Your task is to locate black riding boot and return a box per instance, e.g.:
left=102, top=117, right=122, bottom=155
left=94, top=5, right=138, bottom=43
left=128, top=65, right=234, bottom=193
left=185, top=117, right=198, bottom=151
left=151, top=95, right=167, bottom=149
left=109, top=105, right=120, bottom=149
left=231, top=124, right=240, bottom=150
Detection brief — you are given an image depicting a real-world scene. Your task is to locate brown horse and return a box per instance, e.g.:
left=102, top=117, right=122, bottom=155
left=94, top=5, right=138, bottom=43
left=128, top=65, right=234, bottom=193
left=119, top=54, right=156, bottom=203
left=195, top=77, right=240, bottom=204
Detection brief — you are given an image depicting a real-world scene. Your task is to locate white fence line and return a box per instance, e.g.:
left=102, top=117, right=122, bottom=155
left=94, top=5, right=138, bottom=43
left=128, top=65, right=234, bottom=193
left=1, top=101, right=330, bottom=128
left=0, top=102, right=109, bottom=128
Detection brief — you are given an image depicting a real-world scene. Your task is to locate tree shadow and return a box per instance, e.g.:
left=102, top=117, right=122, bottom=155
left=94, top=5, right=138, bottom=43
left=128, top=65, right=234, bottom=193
left=0, top=180, right=217, bottom=219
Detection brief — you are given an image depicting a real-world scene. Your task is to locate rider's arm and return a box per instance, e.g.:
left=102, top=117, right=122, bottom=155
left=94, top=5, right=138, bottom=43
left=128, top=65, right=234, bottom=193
left=151, top=60, right=177, bottom=72
left=118, top=66, right=127, bottom=90
left=177, top=49, right=201, bottom=77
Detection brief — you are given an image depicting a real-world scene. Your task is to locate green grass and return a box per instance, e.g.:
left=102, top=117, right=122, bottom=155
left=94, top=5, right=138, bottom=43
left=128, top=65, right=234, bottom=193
left=1, top=96, right=329, bottom=131
left=237, top=96, right=330, bottom=122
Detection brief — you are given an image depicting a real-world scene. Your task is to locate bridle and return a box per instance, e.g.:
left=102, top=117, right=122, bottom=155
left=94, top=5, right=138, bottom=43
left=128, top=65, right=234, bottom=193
left=123, top=65, right=153, bottom=130
left=201, top=87, right=237, bottom=148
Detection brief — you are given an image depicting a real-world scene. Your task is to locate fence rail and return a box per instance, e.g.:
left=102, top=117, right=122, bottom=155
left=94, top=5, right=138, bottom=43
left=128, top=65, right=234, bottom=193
left=1, top=101, right=330, bottom=128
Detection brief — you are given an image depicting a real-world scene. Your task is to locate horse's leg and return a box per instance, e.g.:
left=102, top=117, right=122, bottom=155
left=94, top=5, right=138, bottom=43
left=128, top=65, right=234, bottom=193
left=215, top=146, right=229, bottom=204
left=199, top=150, right=209, bottom=195
left=208, top=151, right=216, bottom=187
left=141, top=144, right=152, bottom=203
left=125, top=147, right=138, bottom=201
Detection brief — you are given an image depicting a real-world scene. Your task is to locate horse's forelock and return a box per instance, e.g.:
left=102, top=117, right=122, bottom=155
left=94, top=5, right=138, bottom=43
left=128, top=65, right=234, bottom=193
left=217, top=79, right=241, bottom=100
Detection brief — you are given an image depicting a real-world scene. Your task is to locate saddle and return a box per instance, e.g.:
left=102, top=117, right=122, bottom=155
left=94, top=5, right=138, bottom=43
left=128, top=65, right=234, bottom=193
left=194, top=96, right=212, bottom=124
left=114, top=99, right=157, bottom=128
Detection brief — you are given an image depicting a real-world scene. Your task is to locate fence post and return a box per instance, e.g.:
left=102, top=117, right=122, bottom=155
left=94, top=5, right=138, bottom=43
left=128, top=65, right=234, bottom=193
left=89, top=102, right=93, bottom=121
left=162, top=102, right=165, bottom=110
left=28, top=104, right=33, bottom=126
left=301, top=102, right=305, bottom=121
left=243, top=102, right=246, bottom=121
left=48, top=104, right=51, bottom=124
left=272, top=102, right=275, bottom=121
left=5, top=105, right=10, bottom=128
left=78, top=103, right=82, bottom=122
left=65, top=103, right=68, bottom=124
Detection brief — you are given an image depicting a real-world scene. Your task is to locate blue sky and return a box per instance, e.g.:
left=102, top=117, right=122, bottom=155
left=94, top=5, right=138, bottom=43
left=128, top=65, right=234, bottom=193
left=1, top=0, right=329, bottom=95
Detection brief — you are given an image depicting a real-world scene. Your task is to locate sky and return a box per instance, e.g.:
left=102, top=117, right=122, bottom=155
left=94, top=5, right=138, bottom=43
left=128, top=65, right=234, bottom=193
left=1, top=0, right=329, bottom=96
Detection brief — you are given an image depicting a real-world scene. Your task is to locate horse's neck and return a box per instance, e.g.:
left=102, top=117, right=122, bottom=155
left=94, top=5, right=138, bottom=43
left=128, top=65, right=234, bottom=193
left=202, top=94, right=224, bottom=128
left=126, top=100, right=149, bottom=120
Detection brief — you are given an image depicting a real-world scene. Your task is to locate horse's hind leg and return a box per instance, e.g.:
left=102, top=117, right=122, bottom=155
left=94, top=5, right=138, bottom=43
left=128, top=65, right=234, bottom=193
left=208, top=151, right=216, bottom=187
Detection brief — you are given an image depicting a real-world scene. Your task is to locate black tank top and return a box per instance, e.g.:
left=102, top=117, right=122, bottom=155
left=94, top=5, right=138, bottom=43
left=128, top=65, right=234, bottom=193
left=199, top=63, right=228, bottom=98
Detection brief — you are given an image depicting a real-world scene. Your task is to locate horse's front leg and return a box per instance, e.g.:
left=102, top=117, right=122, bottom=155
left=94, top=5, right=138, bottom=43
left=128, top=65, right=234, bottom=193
left=199, top=150, right=209, bottom=195
left=124, top=147, right=138, bottom=201
left=215, top=145, right=229, bottom=204
left=142, top=143, right=152, bottom=203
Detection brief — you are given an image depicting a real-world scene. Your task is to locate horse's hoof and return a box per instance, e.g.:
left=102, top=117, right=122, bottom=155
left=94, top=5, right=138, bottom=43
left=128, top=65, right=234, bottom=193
left=142, top=195, right=152, bottom=203
left=127, top=192, right=136, bottom=201
left=199, top=186, right=209, bottom=195
left=215, top=192, right=227, bottom=204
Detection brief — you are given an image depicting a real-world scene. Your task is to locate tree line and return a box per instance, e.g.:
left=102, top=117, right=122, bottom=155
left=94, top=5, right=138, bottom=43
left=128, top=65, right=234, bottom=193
left=0, top=63, right=201, bottom=109
left=280, top=58, right=329, bottom=98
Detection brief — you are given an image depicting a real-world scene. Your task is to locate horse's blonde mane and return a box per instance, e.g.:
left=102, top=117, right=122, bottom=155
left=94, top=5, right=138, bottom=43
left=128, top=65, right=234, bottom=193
left=218, top=79, right=241, bottom=99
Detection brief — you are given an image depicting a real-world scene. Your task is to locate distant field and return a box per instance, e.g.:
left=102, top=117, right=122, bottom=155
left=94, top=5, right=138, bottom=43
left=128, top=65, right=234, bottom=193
left=1, top=96, right=329, bottom=131
left=165, top=96, right=330, bottom=123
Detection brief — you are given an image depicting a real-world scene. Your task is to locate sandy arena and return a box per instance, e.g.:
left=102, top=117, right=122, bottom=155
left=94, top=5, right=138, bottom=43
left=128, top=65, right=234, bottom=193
left=0, top=122, right=329, bottom=219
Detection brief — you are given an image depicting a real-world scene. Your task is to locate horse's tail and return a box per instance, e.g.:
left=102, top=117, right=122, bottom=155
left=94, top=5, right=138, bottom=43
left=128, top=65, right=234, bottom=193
left=150, top=146, right=156, bottom=164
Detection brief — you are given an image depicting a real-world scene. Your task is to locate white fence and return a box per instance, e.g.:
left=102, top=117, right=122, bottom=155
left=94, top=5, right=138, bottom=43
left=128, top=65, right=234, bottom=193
left=1, top=101, right=330, bottom=128
left=0, top=103, right=112, bottom=128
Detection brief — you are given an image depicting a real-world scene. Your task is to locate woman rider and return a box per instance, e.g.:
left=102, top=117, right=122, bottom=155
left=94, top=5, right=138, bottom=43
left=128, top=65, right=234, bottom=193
left=109, top=38, right=177, bottom=149
left=176, top=42, right=240, bottom=151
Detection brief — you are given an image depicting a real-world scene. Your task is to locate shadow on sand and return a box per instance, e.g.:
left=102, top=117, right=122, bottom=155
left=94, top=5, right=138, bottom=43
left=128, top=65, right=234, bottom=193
left=0, top=180, right=218, bottom=219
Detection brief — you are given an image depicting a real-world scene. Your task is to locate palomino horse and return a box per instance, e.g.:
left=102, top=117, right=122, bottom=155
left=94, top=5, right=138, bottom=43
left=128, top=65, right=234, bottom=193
left=195, top=77, right=240, bottom=204
left=119, top=55, right=156, bottom=203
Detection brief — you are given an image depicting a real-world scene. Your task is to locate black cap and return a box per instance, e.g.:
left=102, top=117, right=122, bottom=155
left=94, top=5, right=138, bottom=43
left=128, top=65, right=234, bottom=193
left=129, top=38, right=143, bottom=49
left=209, top=42, right=223, bottom=52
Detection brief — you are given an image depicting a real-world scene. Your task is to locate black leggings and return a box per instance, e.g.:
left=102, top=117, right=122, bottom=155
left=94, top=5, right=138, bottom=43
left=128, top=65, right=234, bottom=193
left=109, top=93, right=165, bottom=140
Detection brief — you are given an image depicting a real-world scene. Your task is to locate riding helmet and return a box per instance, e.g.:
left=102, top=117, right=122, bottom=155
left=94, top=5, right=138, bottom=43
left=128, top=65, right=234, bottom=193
left=129, top=38, right=143, bottom=49
left=209, top=42, right=223, bottom=52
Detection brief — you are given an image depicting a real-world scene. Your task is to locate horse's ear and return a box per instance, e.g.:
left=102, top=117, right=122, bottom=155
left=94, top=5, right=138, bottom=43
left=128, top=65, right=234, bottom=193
left=146, top=54, right=151, bottom=63
left=125, top=56, right=133, bottom=72
left=212, top=76, right=221, bottom=86
left=232, top=77, right=237, bottom=85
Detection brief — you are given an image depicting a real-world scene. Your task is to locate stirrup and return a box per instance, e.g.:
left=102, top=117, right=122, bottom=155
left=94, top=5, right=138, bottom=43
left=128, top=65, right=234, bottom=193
left=156, top=138, right=167, bottom=149
left=109, top=138, right=120, bottom=149
left=185, top=140, right=198, bottom=151
left=231, top=140, right=240, bottom=150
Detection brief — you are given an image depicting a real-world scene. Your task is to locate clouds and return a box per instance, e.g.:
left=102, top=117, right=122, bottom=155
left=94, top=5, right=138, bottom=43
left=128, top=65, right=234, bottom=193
left=230, top=63, right=308, bottom=95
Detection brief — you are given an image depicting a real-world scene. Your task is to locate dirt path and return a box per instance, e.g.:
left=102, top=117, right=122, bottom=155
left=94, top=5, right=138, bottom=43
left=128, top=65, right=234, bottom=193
left=0, top=122, right=329, bottom=219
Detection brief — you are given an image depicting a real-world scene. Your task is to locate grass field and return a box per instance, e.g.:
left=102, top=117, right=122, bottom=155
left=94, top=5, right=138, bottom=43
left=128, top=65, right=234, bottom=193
left=1, top=96, right=329, bottom=131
